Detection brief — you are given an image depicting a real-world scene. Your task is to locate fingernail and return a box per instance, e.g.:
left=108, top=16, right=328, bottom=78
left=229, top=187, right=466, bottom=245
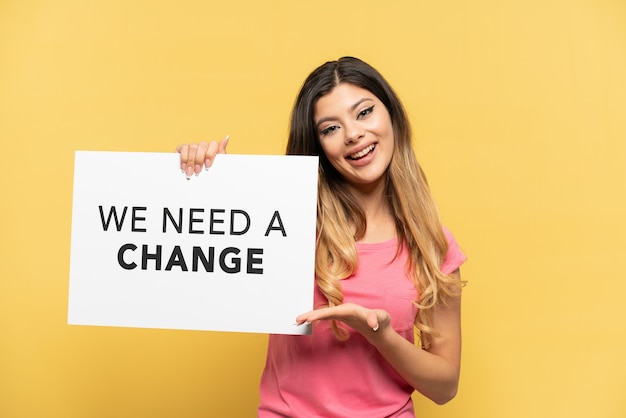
left=372, top=324, right=379, bottom=332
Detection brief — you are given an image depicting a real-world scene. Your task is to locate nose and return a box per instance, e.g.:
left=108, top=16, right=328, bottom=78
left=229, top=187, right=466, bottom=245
left=344, top=121, right=365, bottom=144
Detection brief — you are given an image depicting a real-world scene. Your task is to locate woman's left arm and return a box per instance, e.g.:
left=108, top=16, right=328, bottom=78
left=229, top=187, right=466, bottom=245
left=375, top=268, right=462, bottom=404
left=295, top=269, right=462, bottom=405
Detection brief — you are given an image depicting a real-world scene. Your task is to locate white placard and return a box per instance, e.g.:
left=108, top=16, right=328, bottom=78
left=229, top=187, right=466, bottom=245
left=68, top=151, right=317, bottom=335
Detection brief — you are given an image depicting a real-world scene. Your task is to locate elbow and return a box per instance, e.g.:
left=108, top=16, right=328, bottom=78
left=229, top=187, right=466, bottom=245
left=429, top=365, right=461, bottom=405
left=432, top=389, right=457, bottom=405
left=430, top=382, right=459, bottom=405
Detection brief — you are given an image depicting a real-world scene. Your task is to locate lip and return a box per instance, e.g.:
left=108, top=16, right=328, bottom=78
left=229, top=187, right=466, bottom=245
left=346, top=143, right=377, bottom=160
left=345, top=143, right=377, bottom=166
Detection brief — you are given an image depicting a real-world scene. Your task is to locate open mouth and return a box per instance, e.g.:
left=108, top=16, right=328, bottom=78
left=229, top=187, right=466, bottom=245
left=348, top=144, right=376, bottom=160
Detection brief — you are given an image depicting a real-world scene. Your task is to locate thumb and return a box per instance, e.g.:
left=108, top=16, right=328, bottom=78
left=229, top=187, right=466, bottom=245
left=218, top=135, right=229, bottom=154
left=366, top=310, right=380, bottom=332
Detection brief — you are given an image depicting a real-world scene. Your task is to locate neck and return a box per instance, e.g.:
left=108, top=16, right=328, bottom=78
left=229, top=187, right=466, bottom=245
left=349, top=179, right=396, bottom=243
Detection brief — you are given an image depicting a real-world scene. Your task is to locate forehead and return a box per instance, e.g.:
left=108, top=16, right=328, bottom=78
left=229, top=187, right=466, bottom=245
left=314, top=83, right=377, bottom=115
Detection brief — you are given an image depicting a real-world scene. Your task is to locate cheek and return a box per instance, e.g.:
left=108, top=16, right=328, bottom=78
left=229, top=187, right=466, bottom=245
left=387, top=123, right=396, bottom=152
left=320, top=145, right=346, bottom=175
left=319, top=140, right=342, bottom=161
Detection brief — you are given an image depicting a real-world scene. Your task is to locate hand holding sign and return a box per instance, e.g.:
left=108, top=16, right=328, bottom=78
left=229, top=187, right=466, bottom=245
left=176, top=135, right=230, bottom=177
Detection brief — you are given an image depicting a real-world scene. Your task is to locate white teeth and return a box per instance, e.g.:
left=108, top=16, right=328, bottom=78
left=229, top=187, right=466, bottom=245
left=350, top=144, right=375, bottom=159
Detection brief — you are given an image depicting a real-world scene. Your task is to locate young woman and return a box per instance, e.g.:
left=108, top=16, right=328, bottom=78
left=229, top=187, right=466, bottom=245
left=177, top=57, right=466, bottom=417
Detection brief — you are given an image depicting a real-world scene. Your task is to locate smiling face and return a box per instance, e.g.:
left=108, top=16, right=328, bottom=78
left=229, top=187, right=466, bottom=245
left=314, top=82, right=395, bottom=193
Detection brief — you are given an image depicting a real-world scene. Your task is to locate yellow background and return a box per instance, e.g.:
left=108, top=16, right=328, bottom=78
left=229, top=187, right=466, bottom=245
left=1, top=1, right=625, bottom=417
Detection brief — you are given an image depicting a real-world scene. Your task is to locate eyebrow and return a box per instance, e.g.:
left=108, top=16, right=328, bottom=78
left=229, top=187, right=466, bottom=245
left=315, top=97, right=374, bottom=129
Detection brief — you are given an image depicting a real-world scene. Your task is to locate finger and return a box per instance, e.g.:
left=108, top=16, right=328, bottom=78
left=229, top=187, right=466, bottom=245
left=218, top=135, right=229, bottom=154
left=295, top=307, right=333, bottom=325
left=205, top=140, right=219, bottom=169
left=295, top=310, right=317, bottom=325
left=176, top=144, right=189, bottom=172
left=366, top=311, right=379, bottom=332
left=194, top=141, right=210, bottom=174
left=186, top=143, right=198, bottom=178
left=294, top=318, right=311, bottom=326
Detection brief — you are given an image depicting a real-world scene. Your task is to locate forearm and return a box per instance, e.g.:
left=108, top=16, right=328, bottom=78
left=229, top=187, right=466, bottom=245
left=371, top=327, right=460, bottom=404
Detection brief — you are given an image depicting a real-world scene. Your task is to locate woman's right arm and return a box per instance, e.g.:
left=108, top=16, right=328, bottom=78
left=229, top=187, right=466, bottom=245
left=176, top=135, right=229, bottom=178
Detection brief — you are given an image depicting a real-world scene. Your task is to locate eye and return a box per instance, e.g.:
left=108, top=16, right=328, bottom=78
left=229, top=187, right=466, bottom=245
left=320, top=125, right=340, bottom=137
left=357, top=105, right=374, bottom=119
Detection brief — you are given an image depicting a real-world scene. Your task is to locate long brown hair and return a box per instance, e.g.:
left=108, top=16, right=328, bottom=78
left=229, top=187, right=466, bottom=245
left=286, top=57, right=461, bottom=349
